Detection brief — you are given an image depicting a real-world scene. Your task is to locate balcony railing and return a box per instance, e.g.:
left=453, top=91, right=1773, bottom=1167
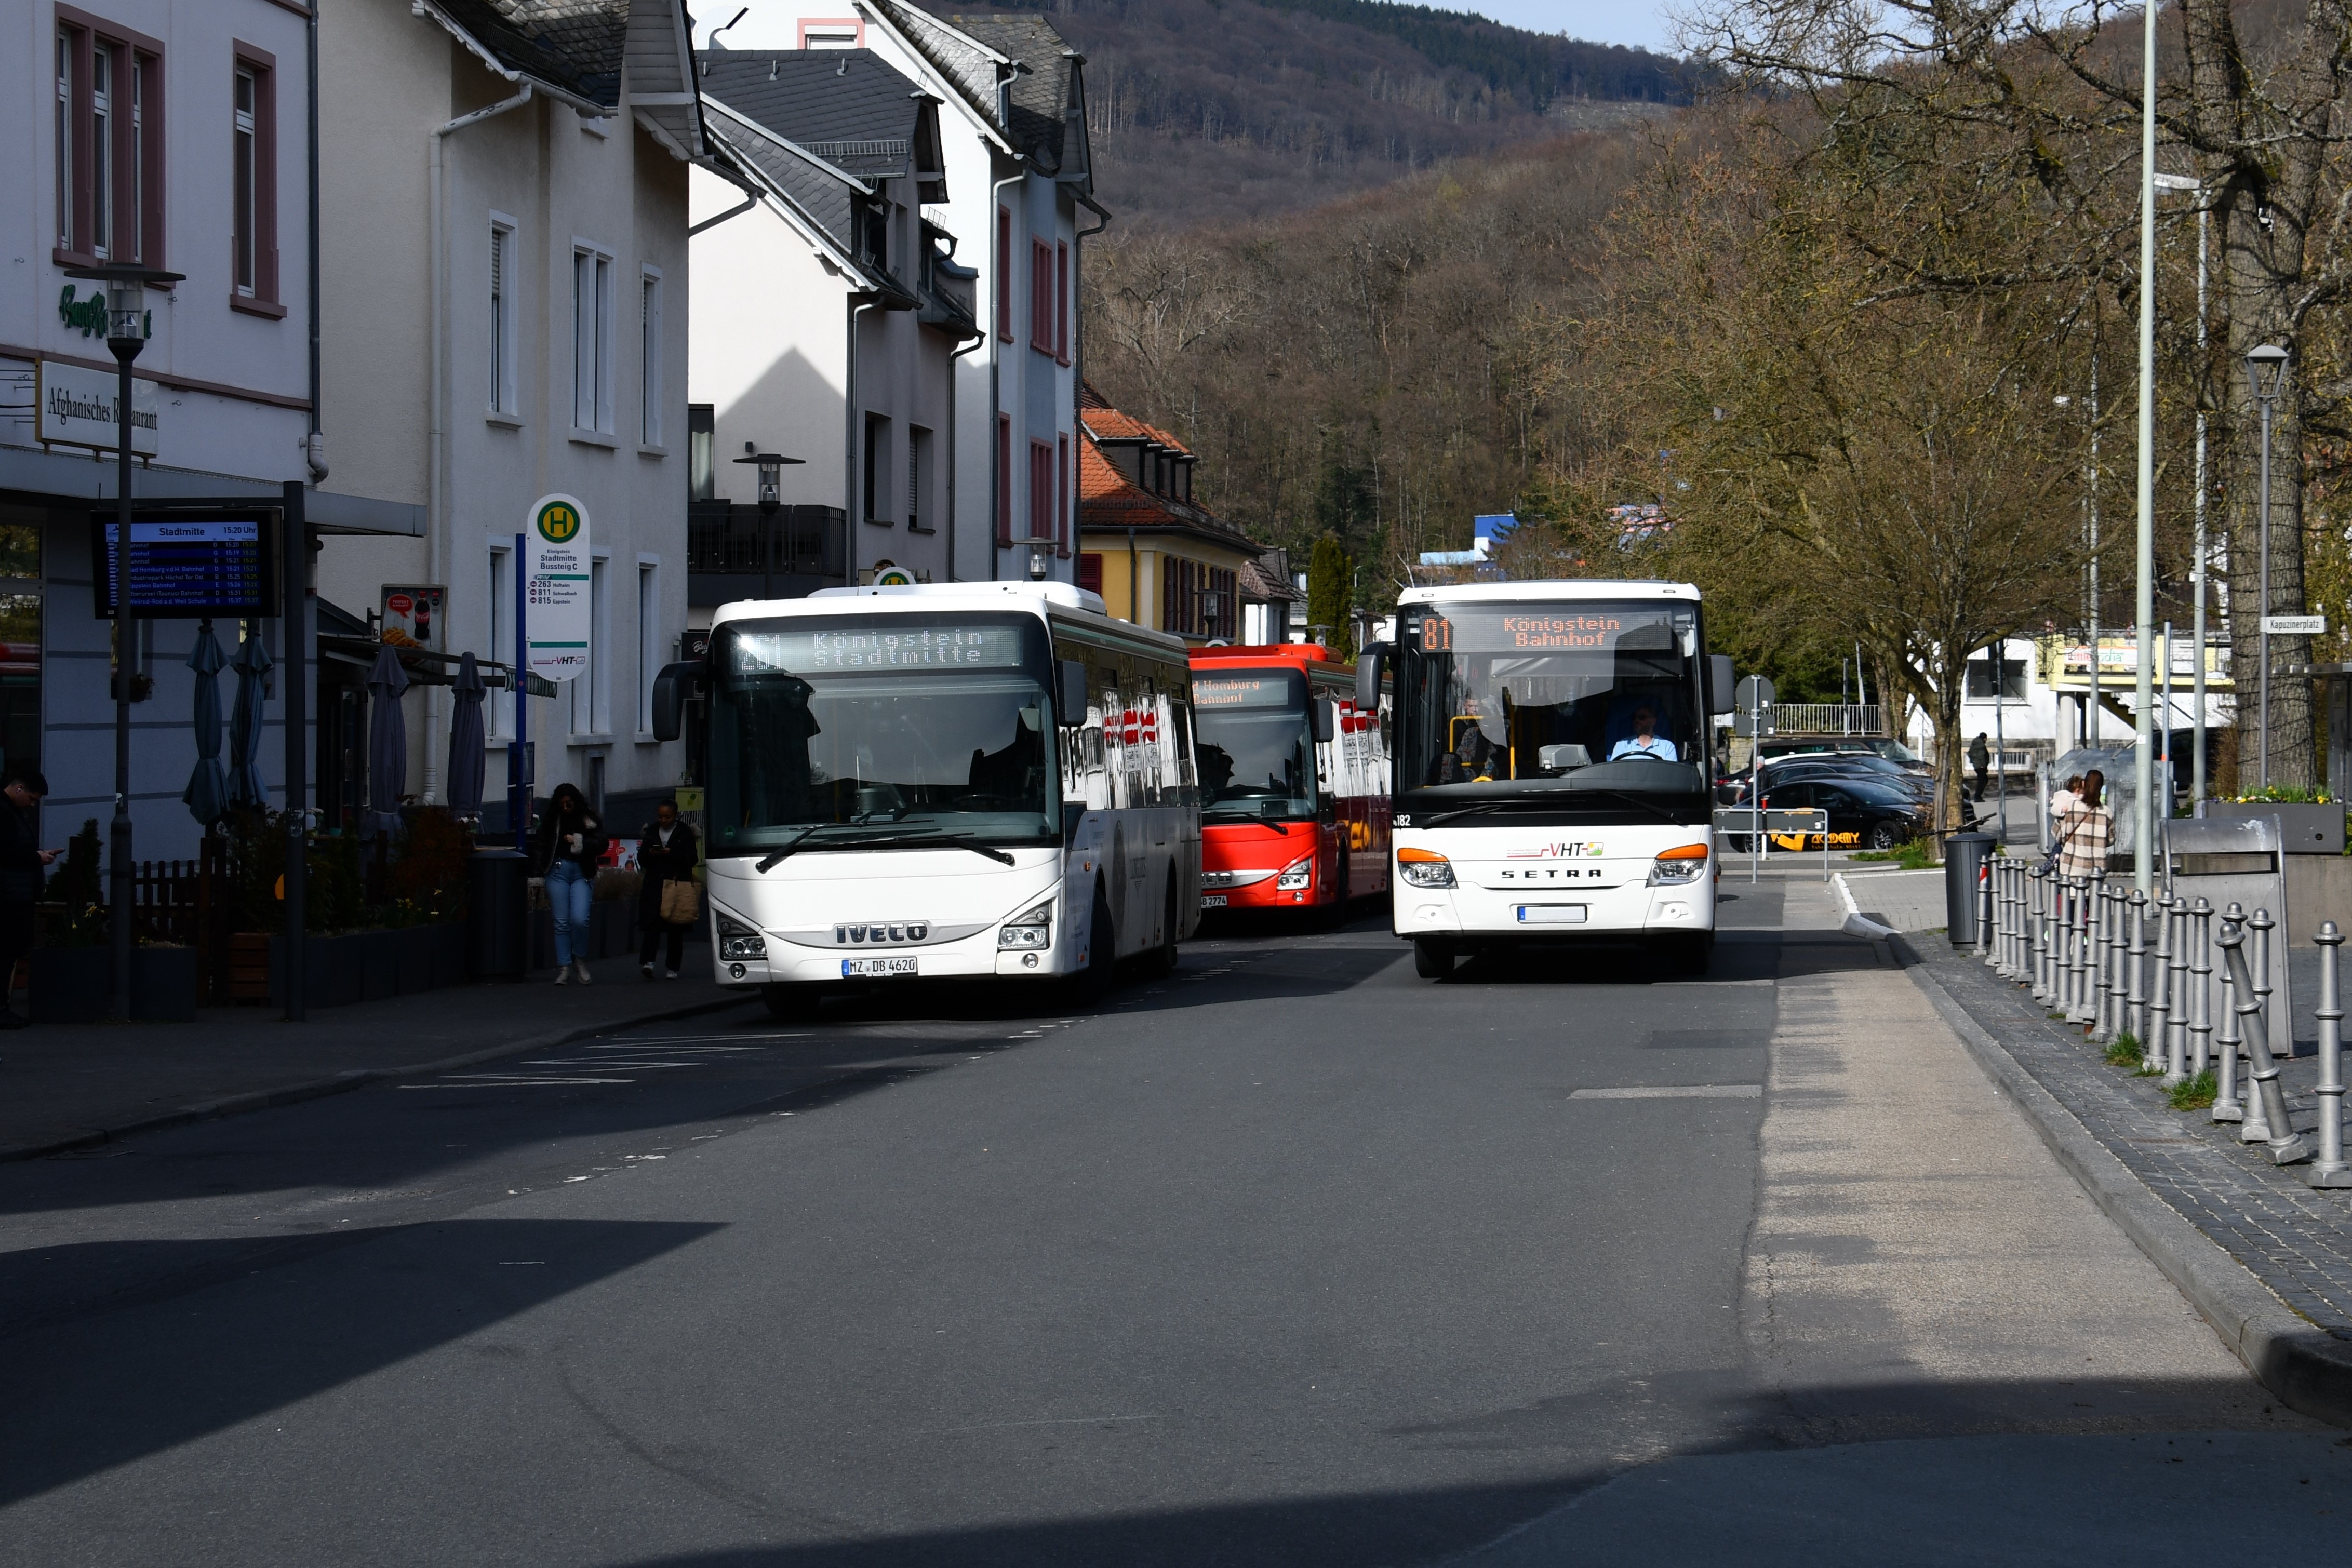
left=687, top=502, right=848, bottom=604
left=1766, top=703, right=1883, bottom=736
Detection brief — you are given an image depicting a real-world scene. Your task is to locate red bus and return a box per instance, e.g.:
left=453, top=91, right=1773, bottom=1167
left=1190, top=644, right=1391, bottom=916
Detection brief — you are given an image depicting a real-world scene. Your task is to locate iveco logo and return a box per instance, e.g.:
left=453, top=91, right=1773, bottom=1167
left=835, top=922, right=930, bottom=945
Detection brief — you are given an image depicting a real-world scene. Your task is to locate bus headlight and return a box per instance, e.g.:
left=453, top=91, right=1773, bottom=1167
left=998, top=899, right=1054, bottom=949
left=715, top=909, right=767, bottom=960
left=1397, top=848, right=1455, bottom=889
left=1276, top=857, right=1313, bottom=891
left=1649, top=843, right=1709, bottom=885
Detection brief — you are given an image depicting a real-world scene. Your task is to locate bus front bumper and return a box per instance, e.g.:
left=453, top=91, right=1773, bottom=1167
left=1391, top=874, right=1713, bottom=940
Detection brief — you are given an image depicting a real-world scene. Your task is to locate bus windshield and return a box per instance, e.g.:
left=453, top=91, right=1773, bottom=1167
left=1193, top=669, right=1315, bottom=822
left=705, top=613, right=1058, bottom=852
left=1399, top=601, right=1704, bottom=798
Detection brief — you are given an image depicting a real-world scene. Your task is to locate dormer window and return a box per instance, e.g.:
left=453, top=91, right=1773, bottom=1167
left=860, top=201, right=888, bottom=270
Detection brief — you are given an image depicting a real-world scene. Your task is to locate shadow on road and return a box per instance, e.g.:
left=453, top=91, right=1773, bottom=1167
left=0, top=1217, right=719, bottom=1508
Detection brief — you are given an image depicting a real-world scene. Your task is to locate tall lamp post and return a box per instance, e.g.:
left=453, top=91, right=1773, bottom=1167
left=2153, top=170, right=2212, bottom=808
left=2245, top=342, right=2290, bottom=790
left=2133, top=0, right=2158, bottom=893
left=733, top=452, right=804, bottom=599
left=65, top=263, right=182, bottom=1023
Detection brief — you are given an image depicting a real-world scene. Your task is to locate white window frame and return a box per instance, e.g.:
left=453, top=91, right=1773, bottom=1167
left=573, top=551, right=612, bottom=738
left=638, top=265, right=663, bottom=448
left=91, top=43, right=114, bottom=260
left=488, top=543, right=514, bottom=741
left=232, top=66, right=256, bottom=294
left=56, top=34, right=72, bottom=251
left=571, top=240, right=614, bottom=437
left=635, top=557, right=660, bottom=738
left=488, top=213, right=519, bottom=417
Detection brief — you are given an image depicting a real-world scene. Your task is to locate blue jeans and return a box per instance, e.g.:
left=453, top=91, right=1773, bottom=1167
left=548, top=860, right=594, bottom=967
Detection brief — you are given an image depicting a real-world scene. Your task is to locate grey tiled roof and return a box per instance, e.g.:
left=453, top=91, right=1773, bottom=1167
left=880, top=3, right=1090, bottom=182
left=432, top=1, right=630, bottom=107
left=702, top=110, right=863, bottom=265
left=698, top=51, right=932, bottom=181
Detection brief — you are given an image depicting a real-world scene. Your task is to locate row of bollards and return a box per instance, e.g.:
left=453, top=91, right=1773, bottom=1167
left=1979, top=855, right=2352, bottom=1189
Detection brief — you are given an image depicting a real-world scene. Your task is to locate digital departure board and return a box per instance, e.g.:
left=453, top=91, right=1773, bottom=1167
left=92, top=511, right=277, bottom=619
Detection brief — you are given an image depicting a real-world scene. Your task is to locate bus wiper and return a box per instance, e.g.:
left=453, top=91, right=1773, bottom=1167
left=844, top=829, right=1018, bottom=865
left=1413, top=800, right=1541, bottom=829
left=754, top=823, right=829, bottom=873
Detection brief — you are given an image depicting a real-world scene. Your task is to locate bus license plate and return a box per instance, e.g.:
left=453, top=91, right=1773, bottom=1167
left=841, top=956, right=918, bottom=978
left=1201, top=894, right=1228, bottom=908
left=1516, top=905, right=1586, bottom=925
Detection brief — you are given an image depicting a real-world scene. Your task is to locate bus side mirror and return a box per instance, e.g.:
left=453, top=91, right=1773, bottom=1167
left=1355, top=644, right=1388, bottom=711
left=1707, top=654, right=1735, bottom=715
left=651, top=659, right=704, bottom=743
left=1057, top=660, right=1089, bottom=728
left=1311, top=698, right=1336, bottom=744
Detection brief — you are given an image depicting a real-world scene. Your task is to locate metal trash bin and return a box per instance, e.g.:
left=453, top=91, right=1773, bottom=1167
left=467, top=848, right=529, bottom=980
left=1944, top=832, right=1996, bottom=946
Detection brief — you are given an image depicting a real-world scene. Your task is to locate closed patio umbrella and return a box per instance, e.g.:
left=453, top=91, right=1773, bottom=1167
left=448, top=651, right=487, bottom=818
left=365, top=641, right=410, bottom=836
left=183, top=620, right=230, bottom=827
left=226, top=631, right=273, bottom=810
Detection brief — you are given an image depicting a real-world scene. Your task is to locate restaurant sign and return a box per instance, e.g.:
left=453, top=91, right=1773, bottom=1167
left=37, top=359, right=158, bottom=455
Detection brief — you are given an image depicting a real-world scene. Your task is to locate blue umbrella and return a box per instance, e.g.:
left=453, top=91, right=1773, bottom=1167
left=227, top=631, right=273, bottom=810
left=183, top=620, right=230, bottom=826
left=448, top=652, right=488, bottom=818
left=365, top=641, right=410, bottom=836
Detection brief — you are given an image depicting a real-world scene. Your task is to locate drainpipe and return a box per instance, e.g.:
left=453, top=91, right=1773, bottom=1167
left=427, top=81, right=532, bottom=800
left=848, top=298, right=877, bottom=584
left=306, top=1, right=323, bottom=464
left=1073, top=192, right=1109, bottom=567
left=986, top=157, right=1025, bottom=580
left=1127, top=526, right=1138, bottom=623
left=948, top=327, right=985, bottom=583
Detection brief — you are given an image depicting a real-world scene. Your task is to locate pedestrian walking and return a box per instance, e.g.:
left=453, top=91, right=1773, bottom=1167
left=533, top=783, right=607, bottom=985
left=0, top=768, right=58, bottom=1029
left=637, top=798, right=699, bottom=981
left=1969, top=732, right=1992, bottom=802
left=2054, top=769, right=2113, bottom=878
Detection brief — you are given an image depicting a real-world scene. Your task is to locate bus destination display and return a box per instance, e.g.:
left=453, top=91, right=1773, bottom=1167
left=94, top=514, right=275, bottom=618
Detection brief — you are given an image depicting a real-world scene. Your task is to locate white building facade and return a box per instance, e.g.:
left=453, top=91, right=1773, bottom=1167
left=692, top=1, right=1100, bottom=588
left=2, top=0, right=425, bottom=860
left=315, top=0, right=710, bottom=829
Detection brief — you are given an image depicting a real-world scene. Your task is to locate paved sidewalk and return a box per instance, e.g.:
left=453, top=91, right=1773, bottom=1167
left=1908, top=930, right=2352, bottom=1420
left=0, top=946, right=755, bottom=1161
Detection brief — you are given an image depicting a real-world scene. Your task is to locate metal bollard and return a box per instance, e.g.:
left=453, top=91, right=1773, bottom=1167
left=1980, top=853, right=1997, bottom=960
left=2064, top=876, right=2088, bottom=1022
left=2217, top=910, right=2309, bottom=1163
left=2189, top=897, right=2214, bottom=1079
left=1998, top=860, right=2017, bottom=978
left=2163, top=893, right=2189, bottom=1085
left=2214, top=902, right=2244, bottom=1122
left=2310, top=922, right=2351, bottom=1189
left=2031, top=866, right=2053, bottom=1003
left=2085, top=873, right=2109, bottom=1031
left=2242, top=910, right=2285, bottom=1146
left=2126, top=888, right=2149, bottom=1055
left=2096, top=875, right=2120, bottom=1040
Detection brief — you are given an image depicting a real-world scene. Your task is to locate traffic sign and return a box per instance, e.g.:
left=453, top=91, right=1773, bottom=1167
left=2263, top=614, right=2326, bottom=636
left=525, top=493, right=592, bottom=683
left=1735, top=674, right=1776, bottom=709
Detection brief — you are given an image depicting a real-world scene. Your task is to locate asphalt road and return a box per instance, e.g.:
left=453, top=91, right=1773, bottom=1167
left=2, top=878, right=2345, bottom=1565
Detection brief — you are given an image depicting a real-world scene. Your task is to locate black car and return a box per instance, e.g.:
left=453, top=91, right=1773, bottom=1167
left=1760, top=755, right=1934, bottom=800
left=1752, top=775, right=1928, bottom=851
left=1757, top=737, right=1932, bottom=776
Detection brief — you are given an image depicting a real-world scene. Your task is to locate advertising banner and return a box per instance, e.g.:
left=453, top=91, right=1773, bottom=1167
left=38, top=359, right=158, bottom=454
left=380, top=584, right=446, bottom=651
left=523, top=494, right=591, bottom=684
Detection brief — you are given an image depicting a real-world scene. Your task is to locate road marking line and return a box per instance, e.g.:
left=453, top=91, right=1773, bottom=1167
left=1568, top=1084, right=1762, bottom=1100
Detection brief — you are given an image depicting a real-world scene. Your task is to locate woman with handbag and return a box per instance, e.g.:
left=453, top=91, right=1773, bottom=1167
left=637, top=798, right=700, bottom=980
left=2052, top=769, right=2113, bottom=877
left=534, top=783, right=608, bottom=984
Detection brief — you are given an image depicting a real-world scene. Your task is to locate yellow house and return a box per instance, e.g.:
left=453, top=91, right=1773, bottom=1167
left=1077, top=387, right=1283, bottom=644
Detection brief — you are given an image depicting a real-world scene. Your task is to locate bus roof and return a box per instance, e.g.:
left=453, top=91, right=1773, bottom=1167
left=1397, top=580, right=1700, bottom=606
left=1190, top=642, right=1352, bottom=677
left=710, top=581, right=1190, bottom=655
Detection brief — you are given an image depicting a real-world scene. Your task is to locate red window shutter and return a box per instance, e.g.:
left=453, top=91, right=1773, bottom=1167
left=1031, top=240, right=1053, bottom=352
left=1029, top=441, right=1053, bottom=541
left=1055, top=242, right=1070, bottom=364
left=999, top=208, right=1014, bottom=341
left=996, top=415, right=1012, bottom=544
left=1077, top=553, right=1103, bottom=595
left=1057, top=433, right=1070, bottom=556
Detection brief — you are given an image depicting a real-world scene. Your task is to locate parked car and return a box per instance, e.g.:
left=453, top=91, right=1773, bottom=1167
left=1728, top=755, right=1931, bottom=806
left=1753, top=775, right=1930, bottom=851
left=1757, top=736, right=1932, bottom=776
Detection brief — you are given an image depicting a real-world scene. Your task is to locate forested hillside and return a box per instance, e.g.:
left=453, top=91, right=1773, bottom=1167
left=926, top=1, right=1694, bottom=222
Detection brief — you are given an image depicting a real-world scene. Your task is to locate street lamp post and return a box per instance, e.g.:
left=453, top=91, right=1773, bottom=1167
left=2153, top=172, right=2214, bottom=808
left=2133, top=0, right=2158, bottom=893
left=65, top=263, right=182, bottom=1023
left=2244, top=343, right=2290, bottom=790
left=732, top=452, right=804, bottom=599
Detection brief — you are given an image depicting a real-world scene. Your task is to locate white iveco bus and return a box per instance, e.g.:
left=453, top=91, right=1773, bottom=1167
left=653, top=582, right=1201, bottom=1013
left=1358, top=580, right=1732, bottom=979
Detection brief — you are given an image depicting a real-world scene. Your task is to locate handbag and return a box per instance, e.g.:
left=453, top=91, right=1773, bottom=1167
left=658, top=876, right=700, bottom=925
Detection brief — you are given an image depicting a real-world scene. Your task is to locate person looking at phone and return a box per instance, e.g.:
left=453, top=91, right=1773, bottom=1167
left=534, top=783, right=608, bottom=984
left=0, top=769, right=59, bottom=1029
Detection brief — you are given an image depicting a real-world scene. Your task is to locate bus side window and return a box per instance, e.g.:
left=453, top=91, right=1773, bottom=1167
left=1168, top=700, right=1196, bottom=803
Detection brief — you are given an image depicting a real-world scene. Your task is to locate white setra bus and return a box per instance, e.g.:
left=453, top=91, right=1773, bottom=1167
left=653, top=582, right=1200, bottom=1013
left=1358, top=580, right=1732, bottom=979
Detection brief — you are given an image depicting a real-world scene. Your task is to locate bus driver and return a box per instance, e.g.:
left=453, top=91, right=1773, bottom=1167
left=1608, top=706, right=1677, bottom=763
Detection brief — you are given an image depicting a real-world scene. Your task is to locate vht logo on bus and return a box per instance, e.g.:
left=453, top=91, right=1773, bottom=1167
left=1506, top=842, right=1605, bottom=860
left=834, top=922, right=930, bottom=946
